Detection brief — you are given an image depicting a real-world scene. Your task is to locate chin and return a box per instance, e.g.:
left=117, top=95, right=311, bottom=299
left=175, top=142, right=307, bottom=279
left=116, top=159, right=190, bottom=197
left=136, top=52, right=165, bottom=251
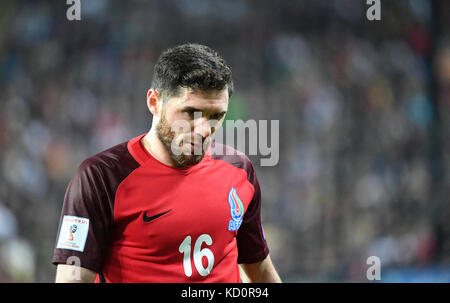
left=173, top=154, right=205, bottom=168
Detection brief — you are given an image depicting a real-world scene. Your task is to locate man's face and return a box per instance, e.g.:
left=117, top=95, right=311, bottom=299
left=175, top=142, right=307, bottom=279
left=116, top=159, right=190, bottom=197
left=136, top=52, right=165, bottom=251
left=156, top=87, right=229, bottom=168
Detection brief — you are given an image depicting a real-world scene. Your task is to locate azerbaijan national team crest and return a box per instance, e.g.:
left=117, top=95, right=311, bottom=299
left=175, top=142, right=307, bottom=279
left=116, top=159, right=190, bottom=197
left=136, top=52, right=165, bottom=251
left=228, top=187, right=244, bottom=231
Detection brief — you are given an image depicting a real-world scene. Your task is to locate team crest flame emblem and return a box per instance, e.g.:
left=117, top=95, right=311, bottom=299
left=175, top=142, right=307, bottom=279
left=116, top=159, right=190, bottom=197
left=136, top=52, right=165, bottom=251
left=228, top=187, right=244, bottom=231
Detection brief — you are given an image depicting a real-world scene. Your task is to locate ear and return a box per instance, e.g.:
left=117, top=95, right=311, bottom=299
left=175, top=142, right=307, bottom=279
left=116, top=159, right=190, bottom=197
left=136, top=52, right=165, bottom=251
left=147, top=89, right=162, bottom=117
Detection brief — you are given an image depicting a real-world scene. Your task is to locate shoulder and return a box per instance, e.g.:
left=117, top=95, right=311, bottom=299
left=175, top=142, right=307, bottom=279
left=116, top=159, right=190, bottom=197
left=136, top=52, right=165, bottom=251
left=76, top=141, right=139, bottom=180
left=210, top=142, right=256, bottom=179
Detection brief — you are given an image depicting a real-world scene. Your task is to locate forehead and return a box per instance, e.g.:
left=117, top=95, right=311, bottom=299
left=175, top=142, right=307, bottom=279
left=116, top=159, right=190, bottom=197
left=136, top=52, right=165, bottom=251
left=169, top=88, right=229, bottom=111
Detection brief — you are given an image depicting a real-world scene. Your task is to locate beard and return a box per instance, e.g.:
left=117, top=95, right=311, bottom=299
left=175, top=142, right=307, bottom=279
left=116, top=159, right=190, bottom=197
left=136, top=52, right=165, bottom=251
left=156, top=111, right=209, bottom=168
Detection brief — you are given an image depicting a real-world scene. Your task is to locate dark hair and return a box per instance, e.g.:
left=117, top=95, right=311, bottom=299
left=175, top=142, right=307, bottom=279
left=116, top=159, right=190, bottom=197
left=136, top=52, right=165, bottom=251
left=151, top=43, right=234, bottom=100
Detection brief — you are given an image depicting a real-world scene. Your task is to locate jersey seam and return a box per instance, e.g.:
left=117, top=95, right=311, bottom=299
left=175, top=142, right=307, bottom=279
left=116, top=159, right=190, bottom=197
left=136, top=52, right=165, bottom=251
left=210, top=158, right=256, bottom=205
left=113, top=153, right=152, bottom=223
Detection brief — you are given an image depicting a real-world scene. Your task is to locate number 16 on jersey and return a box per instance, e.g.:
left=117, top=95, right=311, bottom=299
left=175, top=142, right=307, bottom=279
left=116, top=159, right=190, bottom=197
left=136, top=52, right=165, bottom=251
left=178, top=234, right=215, bottom=277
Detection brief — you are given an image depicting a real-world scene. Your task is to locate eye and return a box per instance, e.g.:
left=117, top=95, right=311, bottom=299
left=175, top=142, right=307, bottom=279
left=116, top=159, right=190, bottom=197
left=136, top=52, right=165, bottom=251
left=210, top=113, right=225, bottom=120
left=185, top=109, right=196, bottom=117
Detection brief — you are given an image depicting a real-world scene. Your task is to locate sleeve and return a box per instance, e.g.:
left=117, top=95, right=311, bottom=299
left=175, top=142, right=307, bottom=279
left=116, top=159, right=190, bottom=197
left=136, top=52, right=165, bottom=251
left=52, top=160, right=114, bottom=273
left=236, top=160, right=270, bottom=264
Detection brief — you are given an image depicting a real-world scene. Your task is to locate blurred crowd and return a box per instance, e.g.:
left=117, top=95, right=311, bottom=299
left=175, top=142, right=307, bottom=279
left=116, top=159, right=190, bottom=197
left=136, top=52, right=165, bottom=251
left=0, top=0, right=449, bottom=282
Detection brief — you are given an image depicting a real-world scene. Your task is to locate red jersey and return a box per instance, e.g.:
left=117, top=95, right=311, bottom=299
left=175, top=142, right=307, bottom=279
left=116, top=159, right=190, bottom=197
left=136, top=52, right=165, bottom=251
left=53, top=133, right=269, bottom=282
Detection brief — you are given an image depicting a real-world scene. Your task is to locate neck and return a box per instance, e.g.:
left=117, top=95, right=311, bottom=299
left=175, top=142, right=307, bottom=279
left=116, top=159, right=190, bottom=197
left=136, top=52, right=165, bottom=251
left=141, top=129, right=176, bottom=167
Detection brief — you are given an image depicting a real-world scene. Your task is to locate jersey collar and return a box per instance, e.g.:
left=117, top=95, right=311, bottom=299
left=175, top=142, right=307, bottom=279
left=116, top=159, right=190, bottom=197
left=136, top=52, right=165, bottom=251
left=127, top=133, right=212, bottom=170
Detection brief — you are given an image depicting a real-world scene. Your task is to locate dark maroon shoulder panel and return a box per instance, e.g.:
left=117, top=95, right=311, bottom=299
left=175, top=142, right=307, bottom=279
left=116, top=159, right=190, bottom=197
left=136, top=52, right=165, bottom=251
left=211, top=142, right=269, bottom=264
left=52, top=141, right=140, bottom=273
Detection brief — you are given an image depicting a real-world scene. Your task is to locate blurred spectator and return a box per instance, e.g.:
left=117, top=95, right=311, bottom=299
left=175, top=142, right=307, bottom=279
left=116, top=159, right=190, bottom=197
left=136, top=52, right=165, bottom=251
left=0, top=204, right=17, bottom=242
left=0, top=238, right=36, bottom=282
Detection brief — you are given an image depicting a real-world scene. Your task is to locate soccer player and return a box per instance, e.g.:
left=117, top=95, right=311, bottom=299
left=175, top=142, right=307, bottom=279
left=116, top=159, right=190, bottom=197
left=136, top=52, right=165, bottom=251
left=53, top=43, right=281, bottom=283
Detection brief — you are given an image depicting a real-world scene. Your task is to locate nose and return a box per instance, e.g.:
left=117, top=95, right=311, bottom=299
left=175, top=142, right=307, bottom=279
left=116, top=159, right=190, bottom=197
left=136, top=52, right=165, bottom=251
left=195, top=117, right=213, bottom=139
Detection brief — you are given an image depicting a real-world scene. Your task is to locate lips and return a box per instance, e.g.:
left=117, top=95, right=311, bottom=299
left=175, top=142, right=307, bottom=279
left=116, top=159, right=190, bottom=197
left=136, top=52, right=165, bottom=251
left=182, top=135, right=208, bottom=151
left=186, top=137, right=204, bottom=149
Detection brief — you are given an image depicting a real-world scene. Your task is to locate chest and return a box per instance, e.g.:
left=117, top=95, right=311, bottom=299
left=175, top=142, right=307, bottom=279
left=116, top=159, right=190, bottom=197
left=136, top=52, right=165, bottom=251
left=112, top=163, right=254, bottom=252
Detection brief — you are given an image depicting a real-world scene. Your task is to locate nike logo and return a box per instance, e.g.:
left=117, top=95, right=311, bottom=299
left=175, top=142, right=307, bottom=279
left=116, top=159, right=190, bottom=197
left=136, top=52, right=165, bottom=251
left=143, top=209, right=172, bottom=222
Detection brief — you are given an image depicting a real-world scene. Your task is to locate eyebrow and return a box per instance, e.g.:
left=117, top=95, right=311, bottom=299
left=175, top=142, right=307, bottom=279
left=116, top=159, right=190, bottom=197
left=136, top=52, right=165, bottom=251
left=182, top=106, right=202, bottom=112
left=182, top=107, right=227, bottom=116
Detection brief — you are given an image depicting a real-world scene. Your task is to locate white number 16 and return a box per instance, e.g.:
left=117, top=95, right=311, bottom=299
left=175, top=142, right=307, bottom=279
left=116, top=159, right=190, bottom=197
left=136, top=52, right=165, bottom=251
left=178, top=234, right=215, bottom=277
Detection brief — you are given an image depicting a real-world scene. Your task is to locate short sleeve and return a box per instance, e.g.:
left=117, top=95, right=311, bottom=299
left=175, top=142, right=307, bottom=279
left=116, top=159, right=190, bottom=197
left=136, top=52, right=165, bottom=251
left=236, top=160, right=269, bottom=264
left=52, top=160, right=114, bottom=273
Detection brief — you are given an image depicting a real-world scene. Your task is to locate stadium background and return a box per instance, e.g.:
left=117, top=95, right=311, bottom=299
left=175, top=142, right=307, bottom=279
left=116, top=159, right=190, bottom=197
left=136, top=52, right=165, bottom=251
left=0, top=0, right=449, bottom=282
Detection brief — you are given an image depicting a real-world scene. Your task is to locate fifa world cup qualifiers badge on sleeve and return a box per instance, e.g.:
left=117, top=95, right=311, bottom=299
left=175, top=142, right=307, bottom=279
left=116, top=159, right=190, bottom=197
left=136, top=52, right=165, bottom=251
left=56, top=215, right=90, bottom=252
